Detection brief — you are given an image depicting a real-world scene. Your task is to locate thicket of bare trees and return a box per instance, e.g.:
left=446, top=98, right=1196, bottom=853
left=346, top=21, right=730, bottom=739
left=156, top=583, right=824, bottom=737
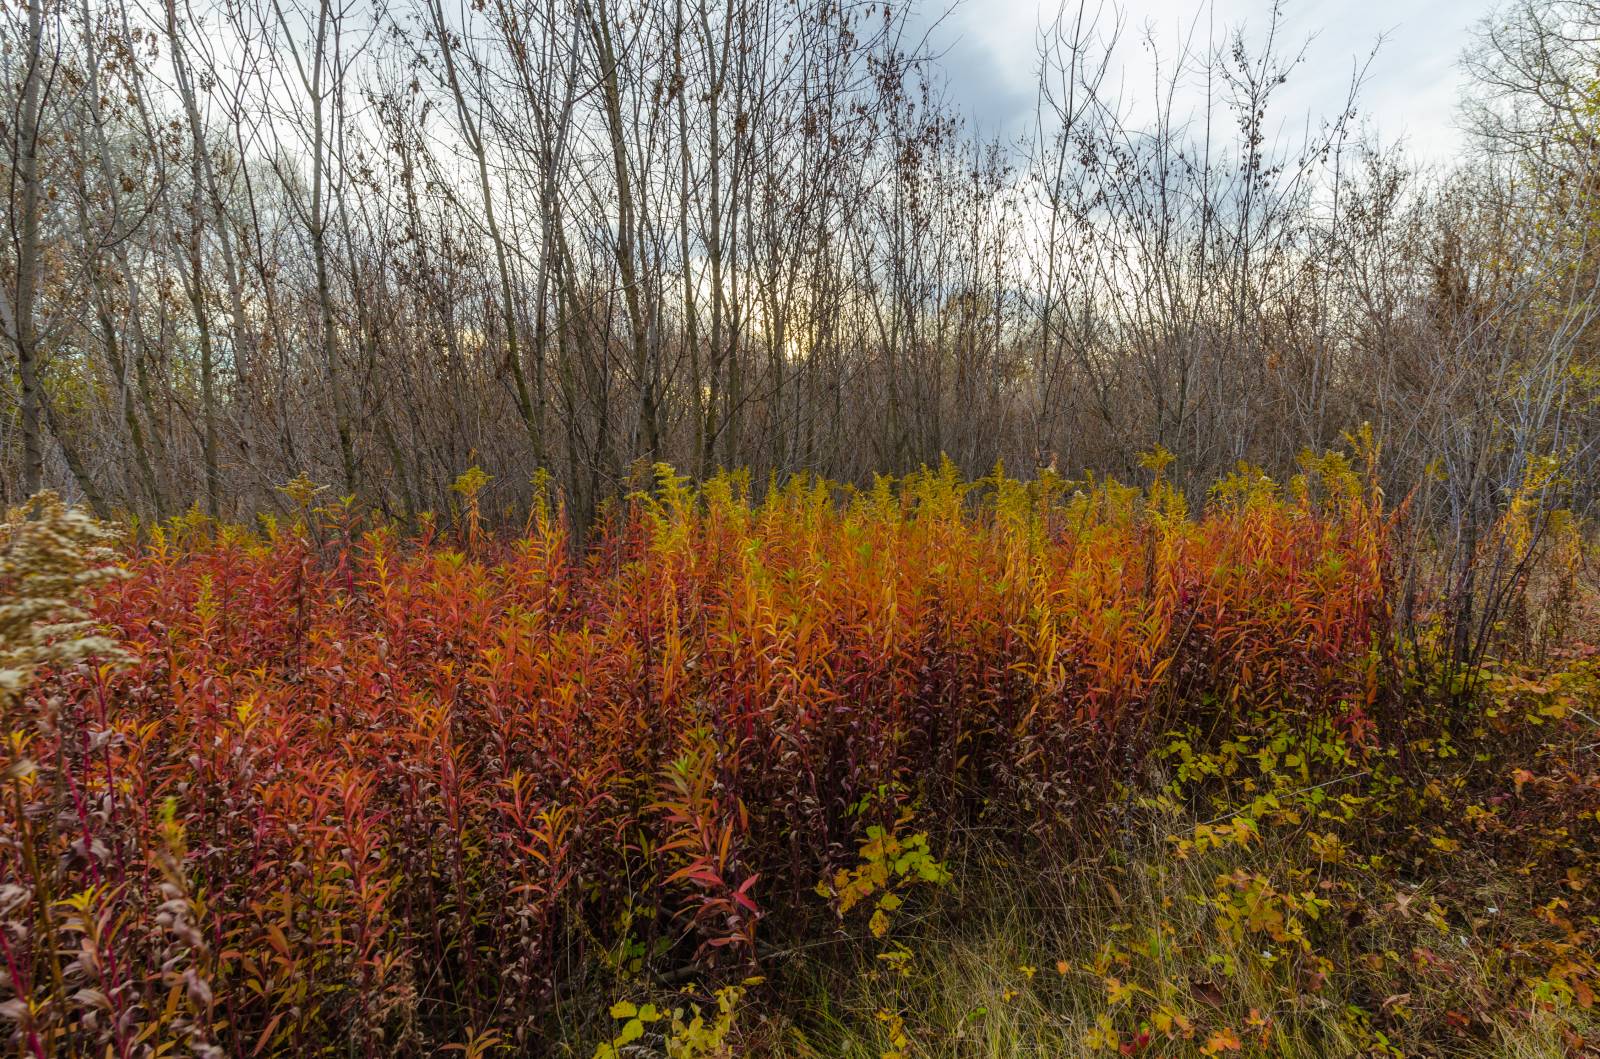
left=1, top=0, right=1597, bottom=532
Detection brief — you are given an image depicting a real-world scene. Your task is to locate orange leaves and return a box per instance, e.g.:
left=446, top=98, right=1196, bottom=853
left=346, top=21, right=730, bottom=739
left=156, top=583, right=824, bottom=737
left=655, top=731, right=762, bottom=955
left=0, top=465, right=1396, bottom=1054
left=1200, top=1026, right=1243, bottom=1054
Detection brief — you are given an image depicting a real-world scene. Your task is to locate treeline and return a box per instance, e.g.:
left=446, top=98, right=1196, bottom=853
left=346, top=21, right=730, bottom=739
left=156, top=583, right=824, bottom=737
left=1, top=0, right=1597, bottom=531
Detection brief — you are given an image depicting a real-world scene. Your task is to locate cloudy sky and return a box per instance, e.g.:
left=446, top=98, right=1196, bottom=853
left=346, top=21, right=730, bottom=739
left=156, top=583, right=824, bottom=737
left=918, top=0, right=1499, bottom=163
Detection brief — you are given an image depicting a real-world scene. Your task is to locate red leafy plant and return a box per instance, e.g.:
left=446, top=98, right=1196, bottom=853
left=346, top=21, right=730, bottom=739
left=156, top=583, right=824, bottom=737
left=0, top=458, right=1391, bottom=1055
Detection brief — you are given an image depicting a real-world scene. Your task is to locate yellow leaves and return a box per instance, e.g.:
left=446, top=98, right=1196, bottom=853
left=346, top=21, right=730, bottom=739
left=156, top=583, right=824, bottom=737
left=600, top=987, right=746, bottom=1059
left=1209, top=869, right=1327, bottom=954
left=1104, top=975, right=1138, bottom=1005
left=1430, top=836, right=1461, bottom=853
left=1483, top=655, right=1599, bottom=729
left=877, top=944, right=914, bottom=978
left=664, top=984, right=745, bottom=1059
left=1499, top=454, right=1563, bottom=561
left=1151, top=1004, right=1193, bottom=1036
left=817, top=820, right=948, bottom=943
left=1137, top=444, right=1176, bottom=477
left=817, top=870, right=849, bottom=900
left=450, top=465, right=492, bottom=500
left=1083, top=1011, right=1120, bottom=1052
left=276, top=472, right=327, bottom=510
left=1171, top=810, right=1262, bottom=860
left=1201, top=1026, right=1242, bottom=1054
left=593, top=1000, right=663, bottom=1058
left=263, top=922, right=290, bottom=959
left=194, top=573, right=218, bottom=626
left=1214, top=816, right=1259, bottom=850
left=874, top=1009, right=910, bottom=1059
left=1308, top=829, right=1348, bottom=865
left=607, top=1000, right=659, bottom=1021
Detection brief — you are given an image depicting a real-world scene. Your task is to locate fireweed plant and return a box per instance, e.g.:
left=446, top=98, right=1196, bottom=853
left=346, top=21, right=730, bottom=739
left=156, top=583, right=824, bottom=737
left=1, top=451, right=1450, bottom=1056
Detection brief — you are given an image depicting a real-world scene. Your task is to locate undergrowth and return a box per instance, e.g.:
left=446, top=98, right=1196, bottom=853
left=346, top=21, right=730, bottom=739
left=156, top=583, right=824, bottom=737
left=0, top=453, right=1594, bottom=1056
left=765, top=660, right=1599, bottom=1057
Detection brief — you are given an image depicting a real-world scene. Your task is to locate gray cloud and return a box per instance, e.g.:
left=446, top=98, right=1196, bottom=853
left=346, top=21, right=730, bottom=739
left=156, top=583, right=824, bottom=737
left=914, top=0, right=1494, bottom=160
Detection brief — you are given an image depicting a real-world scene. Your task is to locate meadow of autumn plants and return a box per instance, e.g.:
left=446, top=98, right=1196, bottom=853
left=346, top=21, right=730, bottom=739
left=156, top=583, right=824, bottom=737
left=1, top=451, right=1598, bottom=1058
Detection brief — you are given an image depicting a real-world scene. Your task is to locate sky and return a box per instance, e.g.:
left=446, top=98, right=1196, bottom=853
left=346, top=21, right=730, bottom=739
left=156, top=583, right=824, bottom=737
left=918, top=0, right=1501, bottom=163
